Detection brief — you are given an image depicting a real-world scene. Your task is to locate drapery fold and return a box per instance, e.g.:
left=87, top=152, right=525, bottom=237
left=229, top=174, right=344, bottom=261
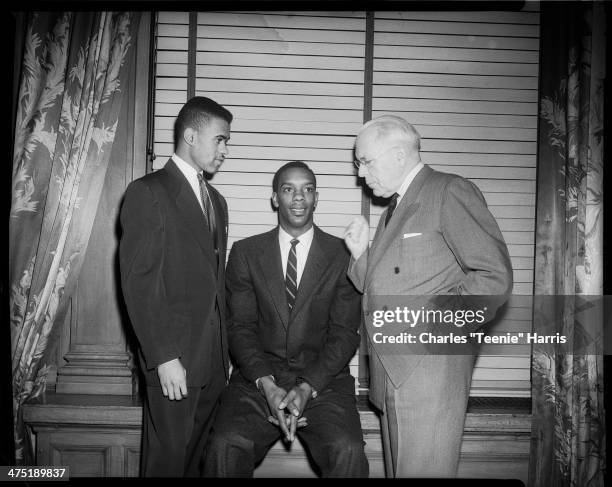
left=529, top=2, right=605, bottom=486
left=9, top=11, right=140, bottom=463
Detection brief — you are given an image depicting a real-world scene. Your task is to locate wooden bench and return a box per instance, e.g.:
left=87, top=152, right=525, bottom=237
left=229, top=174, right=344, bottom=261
left=254, top=396, right=531, bottom=480
left=24, top=393, right=530, bottom=480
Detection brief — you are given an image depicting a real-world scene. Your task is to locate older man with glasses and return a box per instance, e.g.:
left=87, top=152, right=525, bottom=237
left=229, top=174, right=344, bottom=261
left=344, top=115, right=513, bottom=478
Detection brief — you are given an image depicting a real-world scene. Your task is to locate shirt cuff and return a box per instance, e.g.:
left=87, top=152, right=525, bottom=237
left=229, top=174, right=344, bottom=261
left=255, top=374, right=275, bottom=392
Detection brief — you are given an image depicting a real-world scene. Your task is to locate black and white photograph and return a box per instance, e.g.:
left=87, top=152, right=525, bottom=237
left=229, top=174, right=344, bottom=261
left=4, top=1, right=610, bottom=484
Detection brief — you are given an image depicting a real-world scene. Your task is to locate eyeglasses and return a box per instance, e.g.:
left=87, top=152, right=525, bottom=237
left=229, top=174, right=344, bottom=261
left=353, top=145, right=401, bottom=170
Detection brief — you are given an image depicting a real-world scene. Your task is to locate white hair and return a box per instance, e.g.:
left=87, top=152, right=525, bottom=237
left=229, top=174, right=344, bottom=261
left=357, top=115, right=421, bottom=151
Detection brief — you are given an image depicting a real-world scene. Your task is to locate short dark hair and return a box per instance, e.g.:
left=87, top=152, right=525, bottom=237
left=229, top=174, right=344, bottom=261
left=272, top=161, right=317, bottom=192
left=174, top=96, right=233, bottom=148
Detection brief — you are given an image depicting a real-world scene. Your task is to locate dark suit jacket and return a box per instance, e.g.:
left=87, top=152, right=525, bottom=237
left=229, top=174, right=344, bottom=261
left=349, top=165, right=513, bottom=408
left=119, top=158, right=229, bottom=387
left=226, top=225, right=361, bottom=395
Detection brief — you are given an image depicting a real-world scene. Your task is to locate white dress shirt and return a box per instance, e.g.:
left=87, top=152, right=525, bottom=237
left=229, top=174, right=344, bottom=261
left=396, top=162, right=425, bottom=204
left=278, top=225, right=314, bottom=287
left=172, top=153, right=205, bottom=212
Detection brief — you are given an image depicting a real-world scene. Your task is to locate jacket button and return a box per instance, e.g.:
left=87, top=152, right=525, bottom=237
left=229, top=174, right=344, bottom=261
left=365, top=310, right=370, bottom=317
left=289, top=357, right=297, bottom=364
left=394, top=267, right=400, bottom=274
left=382, top=306, right=388, bottom=311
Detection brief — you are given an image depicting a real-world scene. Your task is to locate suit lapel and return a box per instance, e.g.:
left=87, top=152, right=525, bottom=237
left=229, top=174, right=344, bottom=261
left=164, top=159, right=217, bottom=275
left=291, top=226, right=329, bottom=319
left=367, top=210, right=387, bottom=263
left=258, top=228, right=290, bottom=329
left=368, top=165, right=433, bottom=272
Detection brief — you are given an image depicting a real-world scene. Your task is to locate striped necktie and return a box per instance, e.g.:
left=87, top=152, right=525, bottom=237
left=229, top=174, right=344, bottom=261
left=285, top=238, right=299, bottom=314
left=197, top=172, right=217, bottom=239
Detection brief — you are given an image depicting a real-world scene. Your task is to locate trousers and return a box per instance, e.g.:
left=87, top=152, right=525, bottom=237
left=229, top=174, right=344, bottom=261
left=203, top=378, right=369, bottom=477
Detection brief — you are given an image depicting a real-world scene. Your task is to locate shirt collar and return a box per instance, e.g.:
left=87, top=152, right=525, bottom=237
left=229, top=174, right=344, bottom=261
left=396, top=162, right=425, bottom=203
left=172, top=153, right=201, bottom=180
left=278, top=224, right=315, bottom=247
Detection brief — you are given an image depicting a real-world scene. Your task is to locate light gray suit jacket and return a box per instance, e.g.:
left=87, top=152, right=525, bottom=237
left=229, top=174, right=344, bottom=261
left=349, top=164, right=513, bottom=409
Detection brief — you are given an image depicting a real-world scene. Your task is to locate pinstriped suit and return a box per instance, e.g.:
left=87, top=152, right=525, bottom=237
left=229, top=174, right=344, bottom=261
left=349, top=164, right=513, bottom=477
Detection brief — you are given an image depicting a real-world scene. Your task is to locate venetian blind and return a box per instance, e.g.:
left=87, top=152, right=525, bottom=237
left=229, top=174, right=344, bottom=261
left=370, top=6, right=539, bottom=396
left=153, top=7, right=539, bottom=397
left=154, top=11, right=366, bottom=384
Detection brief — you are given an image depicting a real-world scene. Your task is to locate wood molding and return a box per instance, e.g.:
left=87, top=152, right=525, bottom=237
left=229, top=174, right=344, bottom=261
left=24, top=393, right=530, bottom=479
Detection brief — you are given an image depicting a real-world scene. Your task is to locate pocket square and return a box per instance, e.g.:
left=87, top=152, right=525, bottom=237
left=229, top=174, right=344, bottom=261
left=402, top=232, right=422, bottom=239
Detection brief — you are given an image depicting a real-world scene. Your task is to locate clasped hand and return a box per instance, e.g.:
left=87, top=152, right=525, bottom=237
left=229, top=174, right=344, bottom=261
left=262, top=381, right=311, bottom=442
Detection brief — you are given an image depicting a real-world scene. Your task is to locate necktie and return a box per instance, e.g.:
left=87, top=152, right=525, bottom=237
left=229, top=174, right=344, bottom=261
left=197, top=173, right=217, bottom=239
left=285, top=238, right=299, bottom=314
left=385, top=193, right=399, bottom=227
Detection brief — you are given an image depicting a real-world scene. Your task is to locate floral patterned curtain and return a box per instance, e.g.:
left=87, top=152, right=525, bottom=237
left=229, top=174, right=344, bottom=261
left=529, top=2, right=605, bottom=486
left=9, top=11, right=140, bottom=463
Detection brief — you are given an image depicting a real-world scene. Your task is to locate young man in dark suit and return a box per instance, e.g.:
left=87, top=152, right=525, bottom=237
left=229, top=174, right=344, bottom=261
left=204, top=161, right=369, bottom=477
left=119, top=97, right=232, bottom=476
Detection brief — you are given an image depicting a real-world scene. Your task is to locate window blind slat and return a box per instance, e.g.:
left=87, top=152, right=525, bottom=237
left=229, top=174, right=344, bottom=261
left=375, top=45, right=539, bottom=63
left=198, top=12, right=365, bottom=31
left=376, top=10, right=539, bottom=24
left=197, top=25, right=366, bottom=44
left=197, top=79, right=364, bottom=96
left=374, top=72, right=538, bottom=89
left=375, top=19, right=539, bottom=37
left=373, top=85, right=538, bottom=102
left=198, top=52, right=365, bottom=71
left=198, top=38, right=365, bottom=57
left=376, top=32, right=539, bottom=50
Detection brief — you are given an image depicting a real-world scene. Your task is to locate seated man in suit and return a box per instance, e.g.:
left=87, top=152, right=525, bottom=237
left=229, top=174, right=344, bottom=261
left=203, top=161, right=369, bottom=478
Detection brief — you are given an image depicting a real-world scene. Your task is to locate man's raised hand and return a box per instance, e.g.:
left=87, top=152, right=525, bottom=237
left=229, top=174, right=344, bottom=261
left=343, top=215, right=369, bottom=260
